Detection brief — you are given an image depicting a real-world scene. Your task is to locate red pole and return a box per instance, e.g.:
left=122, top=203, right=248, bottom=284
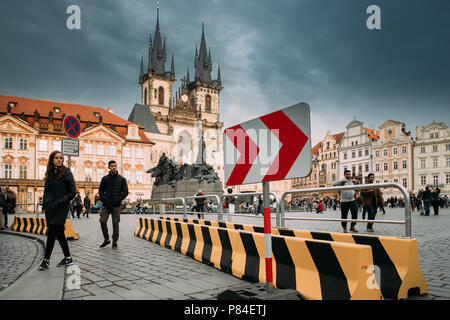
left=262, top=181, right=273, bottom=289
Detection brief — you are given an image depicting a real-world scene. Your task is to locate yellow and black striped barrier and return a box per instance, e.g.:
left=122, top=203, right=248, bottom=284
left=11, top=216, right=79, bottom=240
left=158, top=216, right=427, bottom=299
left=135, top=217, right=382, bottom=300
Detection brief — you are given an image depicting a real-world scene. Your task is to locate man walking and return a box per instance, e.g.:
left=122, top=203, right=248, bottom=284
left=361, top=173, right=383, bottom=232
left=98, top=160, right=128, bottom=248
left=74, top=192, right=83, bottom=218
left=333, top=170, right=359, bottom=233
left=83, top=193, right=91, bottom=218
left=0, top=187, right=10, bottom=229
left=195, top=190, right=205, bottom=219
left=422, top=186, right=431, bottom=216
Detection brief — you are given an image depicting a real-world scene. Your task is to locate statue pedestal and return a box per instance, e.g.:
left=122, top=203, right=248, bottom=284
left=150, top=184, right=176, bottom=200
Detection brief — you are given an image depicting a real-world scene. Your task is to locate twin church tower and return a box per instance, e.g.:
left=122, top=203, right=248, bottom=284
left=130, top=5, right=225, bottom=183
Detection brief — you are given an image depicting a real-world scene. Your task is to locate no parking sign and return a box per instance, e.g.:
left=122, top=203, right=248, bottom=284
left=63, top=115, right=82, bottom=139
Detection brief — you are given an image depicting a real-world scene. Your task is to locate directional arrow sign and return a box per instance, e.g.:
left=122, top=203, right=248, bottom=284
left=223, top=102, right=312, bottom=185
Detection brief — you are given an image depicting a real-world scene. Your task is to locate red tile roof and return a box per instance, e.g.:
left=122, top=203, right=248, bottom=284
left=364, top=127, right=380, bottom=140
left=0, top=94, right=153, bottom=144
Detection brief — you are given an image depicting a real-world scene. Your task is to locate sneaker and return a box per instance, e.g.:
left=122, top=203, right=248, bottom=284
left=112, top=242, right=118, bottom=249
left=56, top=257, right=73, bottom=267
left=38, top=259, right=50, bottom=270
left=367, top=228, right=374, bottom=232
left=350, top=226, right=358, bottom=233
left=100, top=240, right=111, bottom=248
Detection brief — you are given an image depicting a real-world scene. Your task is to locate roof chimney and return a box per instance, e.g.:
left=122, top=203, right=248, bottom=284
left=107, top=108, right=114, bottom=114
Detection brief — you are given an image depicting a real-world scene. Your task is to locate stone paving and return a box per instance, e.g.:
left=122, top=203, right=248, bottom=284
left=1, top=206, right=449, bottom=300
left=0, top=233, right=43, bottom=292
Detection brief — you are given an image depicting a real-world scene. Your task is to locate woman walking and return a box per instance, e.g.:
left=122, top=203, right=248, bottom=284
left=39, top=151, right=76, bottom=270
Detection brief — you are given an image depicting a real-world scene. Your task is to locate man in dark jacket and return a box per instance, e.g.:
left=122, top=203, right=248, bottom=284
left=83, top=193, right=91, bottom=218
left=0, top=187, right=11, bottom=229
left=195, top=190, right=206, bottom=219
left=360, top=173, right=383, bottom=232
left=423, top=186, right=431, bottom=216
left=98, top=160, right=128, bottom=248
left=74, top=192, right=83, bottom=218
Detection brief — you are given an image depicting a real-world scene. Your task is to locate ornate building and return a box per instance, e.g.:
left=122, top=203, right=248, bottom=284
left=371, top=120, right=414, bottom=198
left=0, top=95, right=154, bottom=209
left=128, top=7, right=225, bottom=188
left=317, top=131, right=344, bottom=189
left=413, top=121, right=450, bottom=194
left=338, top=119, right=379, bottom=183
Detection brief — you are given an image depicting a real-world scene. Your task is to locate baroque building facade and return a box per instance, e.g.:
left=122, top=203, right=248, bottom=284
left=128, top=7, right=225, bottom=189
left=338, top=119, right=379, bottom=183
left=371, top=120, right=414, bottom=198
left=413, top=121, right=450, bottom=194
left=0, top=95, right=154, bottom=210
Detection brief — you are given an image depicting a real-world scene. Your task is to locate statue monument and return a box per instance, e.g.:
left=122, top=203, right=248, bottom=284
left=147, top=121, right=223, bottom=199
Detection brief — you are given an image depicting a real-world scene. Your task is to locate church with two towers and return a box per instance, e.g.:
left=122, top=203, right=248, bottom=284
left=128, top=6, right=225, bottom=187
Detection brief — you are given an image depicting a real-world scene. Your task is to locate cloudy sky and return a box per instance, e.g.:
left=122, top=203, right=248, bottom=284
left=1, top=0, right=449, bottom=145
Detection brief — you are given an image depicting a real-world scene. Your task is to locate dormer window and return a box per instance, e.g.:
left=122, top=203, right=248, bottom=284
left=54, top=107, right=60, bottom=113
left=8, top=102, right=17, bottom=108
left=94, top=112, right=100, bottom=117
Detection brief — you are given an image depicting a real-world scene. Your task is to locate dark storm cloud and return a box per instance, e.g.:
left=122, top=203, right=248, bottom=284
left=1, top=0, right=449, bottom=144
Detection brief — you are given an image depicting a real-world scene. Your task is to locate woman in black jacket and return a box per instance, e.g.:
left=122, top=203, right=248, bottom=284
left=39, top=151, right=76, bottom=270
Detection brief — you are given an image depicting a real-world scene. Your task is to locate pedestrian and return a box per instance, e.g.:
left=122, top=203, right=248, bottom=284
left=39, top=151, right=76, bottom=270
left=257, top=196, right=263, bottom=215
left=423, top=186, right=431, bottom=216
left=316, top=200, right=325, bottom=214
left=0, top=187, right=11, bottom=229
left=98, top=160, right=129, bottom=249
left=410, top=192, right=417, bottom=212
left=417, top=189, right=424, bottom=215
left=360, top=173, right=383, bottom=232
left=74, top=192, right=83, bottom=218
left=195, top=190, right=206, bottom=219
left=431, top=187, right=441, bottom=216
left=226, top=188, right=235, bottom=215
left=332, top=170, right=359, bottom=233
left=83, top=193, right=91, bottom=218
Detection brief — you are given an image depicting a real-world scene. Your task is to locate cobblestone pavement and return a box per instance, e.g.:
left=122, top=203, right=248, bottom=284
left=2, top=206, right=449, bottom=300
left=0, top=233, right=43, bottom=292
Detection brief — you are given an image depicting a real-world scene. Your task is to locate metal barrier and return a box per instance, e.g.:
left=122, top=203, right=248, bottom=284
left=280, top=183, right=412, bottom=238
left=219, top=192, right=281, bottom=227
left=160, top=197, right=187, bottom=217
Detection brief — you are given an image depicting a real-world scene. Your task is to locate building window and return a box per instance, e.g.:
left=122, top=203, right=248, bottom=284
left=447, top=157, right=450, bottom=167
left=39, top=166, right=46, bottom=179
left=53, top=140, right=61, bottom=152
left=446, top=144, right=450, bottom=151
left=383, top=149, right=388, bottom=157
left=358, top=150, right=362, bottom=157
left=158, top=87, right=164, bottom=105
left=136, top=148, right=143, bottom=159
left=432, top=145, right=438, bottom=152
left=365, top=149, right=369, bottom=156
left=19, top=165, right=27, bottom=179
left=384, top=163, right=388, bottom=171
left=4, top=137, right=13, bottom=149
left=355, top=141, right=358, bottom=146
left=402, top=146, right=407, bottom=154
left=124, top=170, right=131, bottom=183
left=393, top=147, right=398, bottom=155
left=343, top=153, right=347, bottom=160
left=352, top=152, right=355, bottom=159
left=365, top=163, right=369, bottom=172
left=420, top=146, right=426, bottom=153
left=421, top=176, right=426, bottom=185
left=85, top=168, right=92, bottom=182
left=403, top=178, right=408, bottom=188
left=402, top=160, right=407, bottom=169
left=136, top=171, right=143, bottom=184
left=433, top=175, right=439, bottom=186
left=85, top=144, right=93, bottom=154
left=123, top=147, right=130, bottom=158
left=376, top=163, right=380, bottom=172
left=375, top=150, right=380, bottom=157
left=446, top=174, right=450, bottom=184
left=394, top=178, right=398, bottom=183
left=393, top=161, right=398, bottom=170
left=420, top=159, right=426, bottom=169
left=97, top=145, right=104, bottom=155
left=352, top=165, right=356, bottom=176
left=19, top=138, right=28, bottom=150
left=205, top=95, right=211, bottom=111
left=433, top=158, right=438, bottom=168
left=97, top=169, right=105, bottom=181
left=109, top=146, right=116, bottom=156
left=358, top=164, right=362, bottom=175
left=4, top=164, right=12, bottom=179
left=39, top=139, right=48, bottom=151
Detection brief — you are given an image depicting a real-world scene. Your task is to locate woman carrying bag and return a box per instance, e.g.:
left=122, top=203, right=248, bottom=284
left=39, top=151, right=76, bottom=270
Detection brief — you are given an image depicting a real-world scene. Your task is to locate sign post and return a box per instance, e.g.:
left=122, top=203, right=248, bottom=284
left=62, top=115, right=82, bottom=169
left=223, top=102, right=312, bottom=289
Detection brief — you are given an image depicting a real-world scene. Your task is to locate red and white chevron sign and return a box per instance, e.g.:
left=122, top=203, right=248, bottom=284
left=223, top=103, right=312, bottom=186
